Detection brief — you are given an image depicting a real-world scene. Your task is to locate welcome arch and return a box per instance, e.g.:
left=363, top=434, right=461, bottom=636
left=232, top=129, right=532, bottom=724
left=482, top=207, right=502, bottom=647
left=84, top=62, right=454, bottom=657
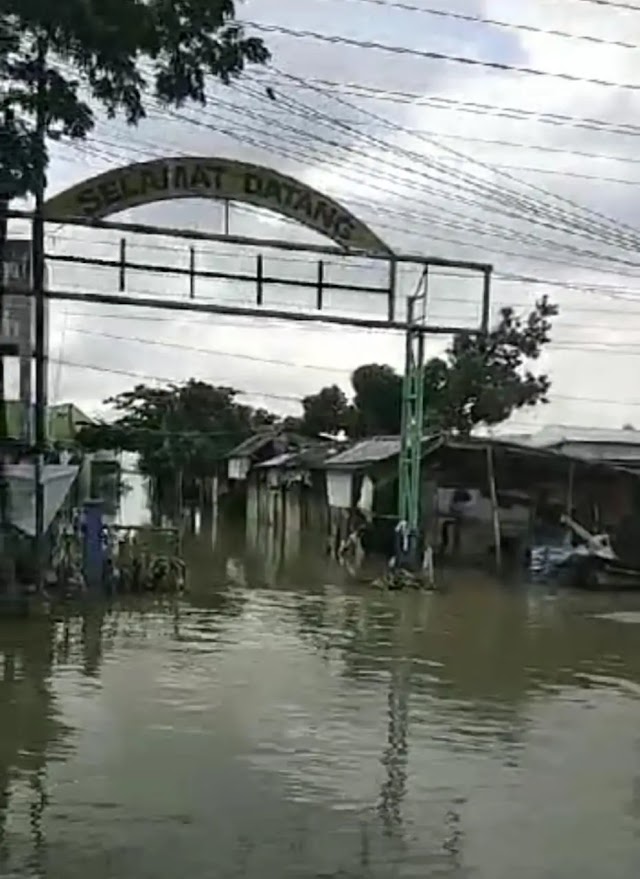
left=44, top=156, right=393, bottom=256
left=32, top=154, right=494, bottom=576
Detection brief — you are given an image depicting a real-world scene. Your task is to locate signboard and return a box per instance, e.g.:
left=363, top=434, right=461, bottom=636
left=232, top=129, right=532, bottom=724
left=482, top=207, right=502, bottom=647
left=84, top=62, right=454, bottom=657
left=44, top=157, right=393, bottom=255
left=1, top=239, right=32, bottom=358
left=0, top=239, right=49, bottom=440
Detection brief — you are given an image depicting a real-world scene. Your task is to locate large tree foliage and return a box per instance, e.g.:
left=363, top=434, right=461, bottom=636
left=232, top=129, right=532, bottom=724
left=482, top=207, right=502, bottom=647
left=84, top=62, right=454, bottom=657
left=299, top=298, right=557, bottom=437
left=300, top=385, right=351, bottom=437
left=78, top=380, right=276, bottom=505
left=351, top=364, right=402, bottom=436
left=75, top=301, right=556, bottom=509
left=422, top=296, right=557, bottom=435
left=0, top=0, right=270, bottom=201
left=0, top=0, right=269, bottom=534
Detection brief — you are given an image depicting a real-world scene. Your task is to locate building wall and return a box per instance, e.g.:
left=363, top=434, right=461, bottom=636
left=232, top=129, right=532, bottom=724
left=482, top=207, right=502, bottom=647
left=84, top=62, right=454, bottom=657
left=246, top=472, right=260, bottom=545
left=247, top=468, right=329, bottom=559
left=228, top=456, right=251, bottom=481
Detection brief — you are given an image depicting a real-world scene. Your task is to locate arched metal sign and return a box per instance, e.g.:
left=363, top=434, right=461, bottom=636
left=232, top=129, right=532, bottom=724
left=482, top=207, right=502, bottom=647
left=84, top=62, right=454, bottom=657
left=44, top=156, right=392, bottom=255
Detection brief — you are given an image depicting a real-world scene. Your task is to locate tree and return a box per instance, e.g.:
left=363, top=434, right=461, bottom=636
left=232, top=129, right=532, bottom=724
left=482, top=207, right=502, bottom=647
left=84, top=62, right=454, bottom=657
left=351, top=364, right=402, bottom=436
left=77, top=380, right=277, bottom=510
left=1, top=1, right=269, bottom=201
left=0, top=1, right=270, bottom=539
left=300, top=385, right=351, bottom=436
left=430, top=296, right=557, bottom=435
left=304, top=297, right=557, bottom=438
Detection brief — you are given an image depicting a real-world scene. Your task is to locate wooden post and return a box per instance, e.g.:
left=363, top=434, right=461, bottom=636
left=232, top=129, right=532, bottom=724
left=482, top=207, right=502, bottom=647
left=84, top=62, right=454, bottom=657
left=189, top=246, right=195, bottom=299
left=566, top=461, right=575, bottom=518
left=316, top=260, right=324, bottom=311
left=118, top=238, right=126, bottom=292
left=256, top=254, right=263, bottom=305
left=486, top=444, right=502, bottom=575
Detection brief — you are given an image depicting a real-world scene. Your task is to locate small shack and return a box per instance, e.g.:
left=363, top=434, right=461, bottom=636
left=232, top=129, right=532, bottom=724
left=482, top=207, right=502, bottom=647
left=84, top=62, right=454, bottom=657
left=324, top=436, right=402, bottom=557
left=249, top=442, right=337, bottom=555
left=420, top=435, right=639, bottom=569
left=516, top=425, right=640, bottom=474
left=321, top=432, right=640, bottom=570
left=222, top=430, right=302, bottom=517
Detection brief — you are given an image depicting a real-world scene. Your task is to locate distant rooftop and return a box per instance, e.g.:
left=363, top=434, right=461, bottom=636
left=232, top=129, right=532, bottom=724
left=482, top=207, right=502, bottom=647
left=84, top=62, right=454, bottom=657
left=227, top=430, right=278, bottom=459
left=324, top=436, right=401, bottom=468
left=256, top=443, right=336, bottom=470
left=516, top=425, right=640, bottom=449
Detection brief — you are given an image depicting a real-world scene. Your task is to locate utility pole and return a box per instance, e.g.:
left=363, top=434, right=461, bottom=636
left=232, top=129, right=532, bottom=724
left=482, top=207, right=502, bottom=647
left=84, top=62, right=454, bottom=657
left=397, top=271, right=428, bottom=571
left=396, top=265, right=492, bottom=573
left=33, top=38, right=48, bottom=591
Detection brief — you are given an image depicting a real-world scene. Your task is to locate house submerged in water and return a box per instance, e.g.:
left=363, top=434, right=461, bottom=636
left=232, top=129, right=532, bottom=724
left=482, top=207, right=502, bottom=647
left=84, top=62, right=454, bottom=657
left=222, top=427, right=640, bottom=575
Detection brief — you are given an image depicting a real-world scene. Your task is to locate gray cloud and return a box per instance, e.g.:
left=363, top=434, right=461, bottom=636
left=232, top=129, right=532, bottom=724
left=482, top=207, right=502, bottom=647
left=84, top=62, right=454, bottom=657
left=8, top=0, right=640, bottom=430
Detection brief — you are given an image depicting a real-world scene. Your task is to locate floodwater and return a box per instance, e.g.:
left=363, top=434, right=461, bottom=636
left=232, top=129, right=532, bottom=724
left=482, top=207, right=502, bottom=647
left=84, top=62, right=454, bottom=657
left=2, top=533, right=640, bottom=879
left=2, top=471, right=640, bottom=877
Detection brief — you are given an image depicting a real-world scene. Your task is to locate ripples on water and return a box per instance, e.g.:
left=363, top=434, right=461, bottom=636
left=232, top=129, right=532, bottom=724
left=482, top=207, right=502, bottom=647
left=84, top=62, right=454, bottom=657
left=1, top=553, right=640, bottom=878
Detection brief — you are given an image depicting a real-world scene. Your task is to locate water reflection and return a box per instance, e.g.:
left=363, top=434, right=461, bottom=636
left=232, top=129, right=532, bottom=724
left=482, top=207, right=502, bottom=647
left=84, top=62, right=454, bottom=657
left=0, top=618, right=72, bottom=876
left=1, top=529, right=640, bottom=876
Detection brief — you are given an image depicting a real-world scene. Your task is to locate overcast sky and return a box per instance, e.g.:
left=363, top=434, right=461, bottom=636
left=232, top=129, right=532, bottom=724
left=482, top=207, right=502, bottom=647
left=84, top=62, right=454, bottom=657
left=8, top=0, right=640, bottom=432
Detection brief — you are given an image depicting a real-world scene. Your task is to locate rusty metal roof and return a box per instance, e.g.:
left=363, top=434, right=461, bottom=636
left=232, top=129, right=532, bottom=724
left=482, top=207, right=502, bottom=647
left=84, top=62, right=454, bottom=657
left=256, top=443, right=338, bottom=470
left=226, top=431, right=277, bottom=459
left=324, top=436, right=401, bottom=468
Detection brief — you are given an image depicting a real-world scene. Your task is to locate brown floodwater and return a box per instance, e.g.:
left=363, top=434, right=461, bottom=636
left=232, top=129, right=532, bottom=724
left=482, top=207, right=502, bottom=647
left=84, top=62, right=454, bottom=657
left=1, top=524, right=640, bottom=879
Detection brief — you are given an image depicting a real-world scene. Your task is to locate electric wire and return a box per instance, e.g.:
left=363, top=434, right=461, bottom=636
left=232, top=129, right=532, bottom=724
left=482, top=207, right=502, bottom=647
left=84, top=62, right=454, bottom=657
left=54, top=355, right=640, bottom=411
left=75, top=92, right=640, bottom=277
left=294, top=78, right=640, bottom=138
left=259, top=68, right=640, bottom=253
left=241, top=20, right=640, bottom=91
left=321, top=0, right=640, bottom=48
left=52, top=55, right=635, bottom=272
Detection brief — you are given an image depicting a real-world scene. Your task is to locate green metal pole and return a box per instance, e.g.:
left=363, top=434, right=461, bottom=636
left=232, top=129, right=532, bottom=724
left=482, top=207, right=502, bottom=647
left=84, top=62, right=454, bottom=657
left=398, top=273, right=427, bottom=569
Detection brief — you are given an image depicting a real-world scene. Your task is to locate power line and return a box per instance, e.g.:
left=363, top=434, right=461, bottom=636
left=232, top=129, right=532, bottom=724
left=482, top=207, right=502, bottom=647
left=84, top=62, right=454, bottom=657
left=254, top=70, right=640, bottom=256
left=490, top=164, right=640, bottom=186
left=167, top=73, right=640, bottom=264
left=298, top=77, right=640, bottom=137
left=243, top=21, right=640, bottom=91
left=59, top=79, right=640, bottom=275
left=570, top=0, right=640, bottom=11
left=70, top=120, right=636, bottom=275
left=64, top=320, right=640, bottom=363
left=63, top=328, right=352, bottom=373
left=56, top=359, right=303, bottom=404
left=55, top=355, right=640, bottom=411
left=401, top=137, right=640, bottom=166
left=329, top=0, right=639, bottom=48
left=51, top=83, right=640, bottom=293
left=52, top=157, right=640, bottom=287
left=48, top=227, right=640, bottom=301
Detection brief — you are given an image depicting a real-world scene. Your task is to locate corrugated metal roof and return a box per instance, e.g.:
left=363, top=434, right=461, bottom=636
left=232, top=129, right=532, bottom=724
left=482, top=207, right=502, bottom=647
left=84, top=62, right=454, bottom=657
left=522, top=425, right=640, bottom=448
left=256, top=443, right=337, bottom=470
left=256, top=451, right=295, bottom=469
left=226, top=431, right=277, bottom=458
left=325, top=436, right=401, bottom=468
